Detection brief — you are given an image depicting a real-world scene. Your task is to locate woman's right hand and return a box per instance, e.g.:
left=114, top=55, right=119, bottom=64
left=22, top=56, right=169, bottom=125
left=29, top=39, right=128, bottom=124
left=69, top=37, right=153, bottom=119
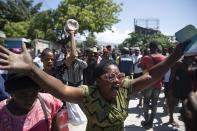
left=0, top=43, right=33, bottom=73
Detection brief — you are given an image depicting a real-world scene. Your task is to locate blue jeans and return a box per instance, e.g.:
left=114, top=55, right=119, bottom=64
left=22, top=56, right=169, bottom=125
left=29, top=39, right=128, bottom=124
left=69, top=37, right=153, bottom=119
left=142, top=87, right=161, bottom=124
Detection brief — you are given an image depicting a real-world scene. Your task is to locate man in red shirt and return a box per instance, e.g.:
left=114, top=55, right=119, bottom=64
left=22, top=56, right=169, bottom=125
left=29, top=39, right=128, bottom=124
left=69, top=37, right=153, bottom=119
left=140, top=41, right=166, bottom=129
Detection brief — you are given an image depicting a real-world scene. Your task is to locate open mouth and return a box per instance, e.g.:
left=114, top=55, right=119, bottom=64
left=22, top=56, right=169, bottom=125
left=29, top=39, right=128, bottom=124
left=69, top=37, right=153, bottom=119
left=111, top=85, right=119, bottom=96
left=112, top=85, right=119, bottom=90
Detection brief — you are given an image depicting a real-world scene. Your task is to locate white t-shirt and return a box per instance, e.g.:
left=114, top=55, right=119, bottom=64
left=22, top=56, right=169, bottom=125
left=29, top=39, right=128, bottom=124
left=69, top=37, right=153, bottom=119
left=33, top=57, right=43, bottom=69
left=132, top=54, right=142, bottom=74
left=164, top=69, right=171, bottom=82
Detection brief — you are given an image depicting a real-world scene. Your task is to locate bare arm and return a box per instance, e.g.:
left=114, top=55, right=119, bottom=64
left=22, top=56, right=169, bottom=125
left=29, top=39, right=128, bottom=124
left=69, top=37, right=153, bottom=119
left=29, top=64, right=84, bottom=103
left=131, top=44, right=183, bottom=95
left=64, top=31, right=78, bottom=66
left=0, top=44, right=84, bottom=103
left=69, top=31, right=78, bottom=57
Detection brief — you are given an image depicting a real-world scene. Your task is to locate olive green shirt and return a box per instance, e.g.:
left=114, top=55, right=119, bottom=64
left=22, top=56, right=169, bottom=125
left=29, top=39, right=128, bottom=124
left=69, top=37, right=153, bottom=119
left=80, top=78, right=132, bottom=131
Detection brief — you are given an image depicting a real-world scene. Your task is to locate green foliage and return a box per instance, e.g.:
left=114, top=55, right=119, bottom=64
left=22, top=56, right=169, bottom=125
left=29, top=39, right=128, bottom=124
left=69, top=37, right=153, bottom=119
left=83, top=33, right=98, bottom=47
left=0, top=39, right=4, bottom=45
left=4, top=21, right=30, bottom=37
left=1, top=0, right=122, bottom=46
left=54, top=0, right=122, bottom=42
left=120, top=32, right=173, bottom=49
left=0, top=0, right=42, bottom=29
left=28, top=10, right=56, bottom=41
left=76, top=41, right=84, bottom=48
left=76, top=33, right=98, bottom=48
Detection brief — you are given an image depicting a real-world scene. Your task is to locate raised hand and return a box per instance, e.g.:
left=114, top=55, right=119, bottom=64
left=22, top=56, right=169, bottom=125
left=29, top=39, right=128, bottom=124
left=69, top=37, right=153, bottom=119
left=0, top=43, right=33, bottom=73
left=171, top=43, right=184, bottom=60
left=68, top=30, right=75, bottom=36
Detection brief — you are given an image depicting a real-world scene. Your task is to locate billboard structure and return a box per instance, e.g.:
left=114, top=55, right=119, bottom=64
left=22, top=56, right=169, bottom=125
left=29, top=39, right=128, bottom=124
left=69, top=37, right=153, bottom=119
left=134, top=18, right=160, bottom=35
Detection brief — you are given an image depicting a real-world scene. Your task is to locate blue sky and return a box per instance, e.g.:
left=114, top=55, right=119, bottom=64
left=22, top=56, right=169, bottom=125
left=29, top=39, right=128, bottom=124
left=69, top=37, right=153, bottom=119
left=34, top=0, right=197, bottom=44
left=115, top=0, right=197, bottom=34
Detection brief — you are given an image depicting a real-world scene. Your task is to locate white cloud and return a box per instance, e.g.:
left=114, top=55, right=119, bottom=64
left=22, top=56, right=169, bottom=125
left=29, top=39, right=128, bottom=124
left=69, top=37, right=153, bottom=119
left=95, top=27, right=130, bottom=45
left=76, top=27, right=131, bottom=45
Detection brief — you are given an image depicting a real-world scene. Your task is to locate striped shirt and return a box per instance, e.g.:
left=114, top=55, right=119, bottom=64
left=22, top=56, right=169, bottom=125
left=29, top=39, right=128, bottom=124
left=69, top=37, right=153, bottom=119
left=56, top=58, right=87, bottom=86
left=80, top=78, right=132, bottom=131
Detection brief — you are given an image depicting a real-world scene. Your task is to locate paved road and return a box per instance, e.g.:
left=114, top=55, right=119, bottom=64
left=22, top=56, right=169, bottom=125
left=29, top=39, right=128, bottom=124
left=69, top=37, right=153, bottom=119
left=69, top=89, right=185, bottom=131
left=124, top=91, right=185, bottom=131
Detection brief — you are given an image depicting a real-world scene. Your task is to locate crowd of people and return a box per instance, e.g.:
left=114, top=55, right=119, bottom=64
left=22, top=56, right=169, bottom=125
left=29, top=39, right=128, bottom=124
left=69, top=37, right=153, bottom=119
left=0, top=29, right=197, bottom=131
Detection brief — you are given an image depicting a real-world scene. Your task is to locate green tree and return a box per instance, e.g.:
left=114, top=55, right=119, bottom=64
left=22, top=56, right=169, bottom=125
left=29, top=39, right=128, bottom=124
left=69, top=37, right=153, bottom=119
left=1, top=0, right=122, bottom=46
left=28, top=10, right=56, bottom=41
left=4, top=21, right=30, bottom=37
left=120, top=32, right=172, bottom=49
left=83, top=33, right=98, bottom=47
left=0, top=0, right=42, bottom=29
left=54, top=0, right=122, bottom=44
left=121, top=32, right=141, bottom=47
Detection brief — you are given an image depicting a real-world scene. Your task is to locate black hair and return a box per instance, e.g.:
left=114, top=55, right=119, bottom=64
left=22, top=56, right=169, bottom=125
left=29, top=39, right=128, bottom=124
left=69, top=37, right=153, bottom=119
left=95, top=60, right=116, bottom=78
left=149, top=40, right=159, bottom=49
left=121, top=47, right=130, bottom=55
left=106, top=45, right=111, bottom=50
left=85, top=48, right=93, bottom=54
left=4, top=73, right=40, bottom=93
left=41, top=48, right=53, bottom=58
left=149, top=40, right=162, bottom=53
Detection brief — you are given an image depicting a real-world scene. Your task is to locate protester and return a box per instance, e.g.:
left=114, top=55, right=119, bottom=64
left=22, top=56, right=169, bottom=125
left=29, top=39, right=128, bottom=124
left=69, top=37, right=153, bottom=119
left=54, top=30, right=87, bottom=126
left=92, top=47, right=102, bottom=64
left=29, top=48, right=43, bottom=69
left=167, top=55, right=196, bottom=127
left=132, top=47, right=143, bottom=107
left=136, top=48, right=151, bottom=107
left=0, top=73, right=64, bottom=131
left=0, top=41, right=184, bottom=131
left=33, top=57, right=43, bottom=69
left=118, top=47, right=133, bottom=77
left=83, top=48, right=97, bottom=85
left=140, top=41, right=166, bottom=129
left=41, top=48, right=55, bottom=76
left=138, top=48, right=150, bottom=72
left=100, top=47, right=114, bottom=64
left=132, top=47, right=143, bottom=79
left=56, top=31, right=87, bottom=86
left=181, top=92, right=197, bottom=131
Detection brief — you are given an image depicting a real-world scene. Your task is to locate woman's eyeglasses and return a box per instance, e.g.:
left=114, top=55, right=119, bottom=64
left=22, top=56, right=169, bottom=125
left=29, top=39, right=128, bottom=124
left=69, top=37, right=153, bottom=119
left=101, top=72, right=125, bottom=82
